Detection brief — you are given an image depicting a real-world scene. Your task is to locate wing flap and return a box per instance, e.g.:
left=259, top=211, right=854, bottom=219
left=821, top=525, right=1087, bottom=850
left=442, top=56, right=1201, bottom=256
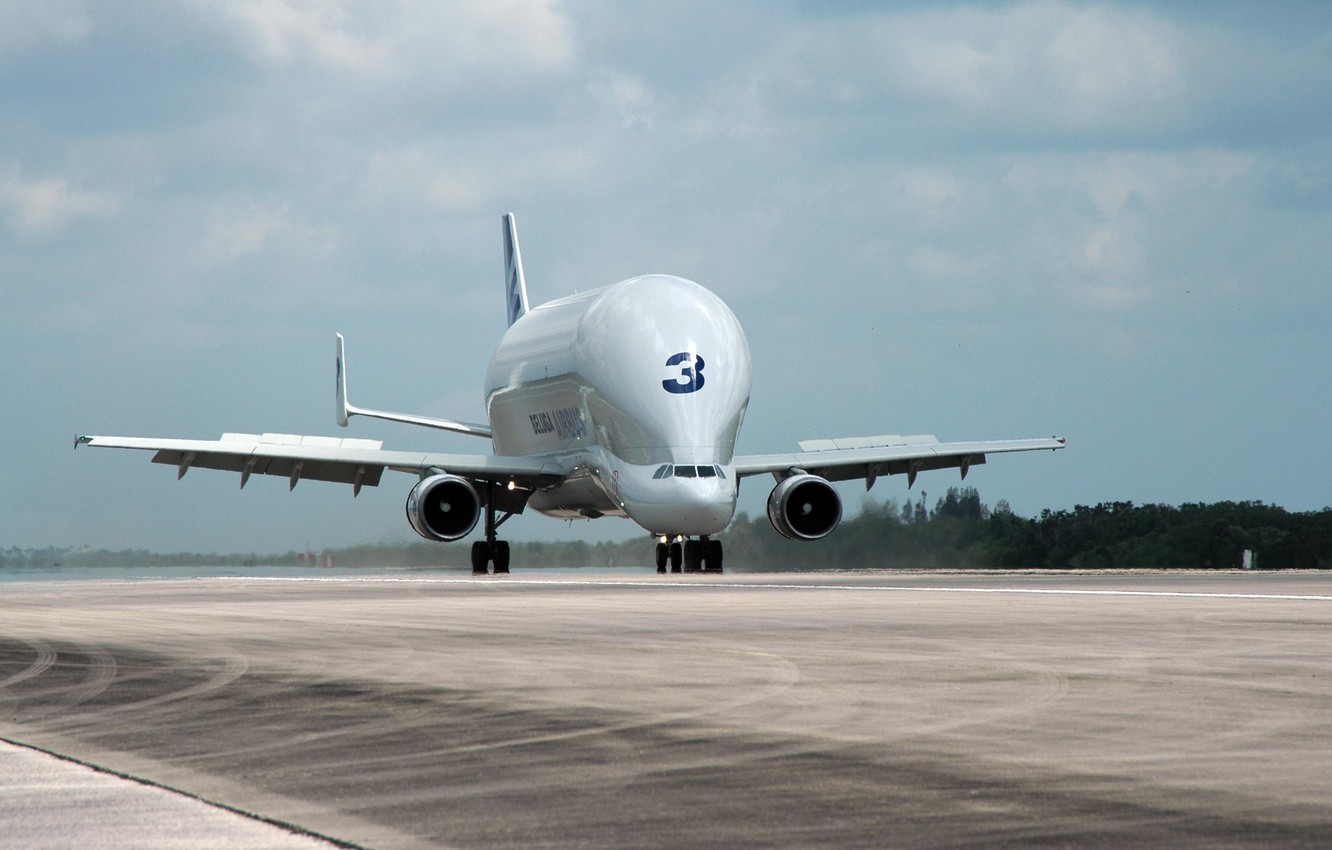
left=735, top=436, right=1065, bottom=487
left=797, top=434, right=938, bottom=452
left=78, top=433, right=566, bottom=495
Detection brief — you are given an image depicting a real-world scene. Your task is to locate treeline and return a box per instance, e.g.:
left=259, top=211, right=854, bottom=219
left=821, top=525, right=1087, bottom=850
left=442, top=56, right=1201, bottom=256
left=0, top=547, right=275, bottom=569
left=496, top=490, right=1328, bottom=570
left=725, top=489, right=1332, bottom=570
left=7, top=490, right=1332, bottom=570
left=718, top=489, right=1332, bottom=570
left=987, top=499, right=1332, bottom=569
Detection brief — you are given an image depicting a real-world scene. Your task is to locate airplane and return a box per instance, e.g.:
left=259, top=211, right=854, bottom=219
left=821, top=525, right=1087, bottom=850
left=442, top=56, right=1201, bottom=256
left=78, top=213, right=1065, bottom=575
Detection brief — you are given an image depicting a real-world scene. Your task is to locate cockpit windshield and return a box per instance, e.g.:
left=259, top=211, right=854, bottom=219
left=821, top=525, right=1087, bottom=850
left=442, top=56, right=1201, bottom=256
left=652, top=464, right=725, bottom=479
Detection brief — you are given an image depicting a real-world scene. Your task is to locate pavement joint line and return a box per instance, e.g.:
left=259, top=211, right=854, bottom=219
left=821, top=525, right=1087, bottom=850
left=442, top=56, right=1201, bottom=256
left=200, top=575, right=1332, bottom=602
left=0, top=736, right=367, bottom=850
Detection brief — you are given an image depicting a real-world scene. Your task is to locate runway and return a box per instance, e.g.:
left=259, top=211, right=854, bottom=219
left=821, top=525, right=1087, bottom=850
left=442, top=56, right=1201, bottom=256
left=2, top=569, right=1331, bottom=848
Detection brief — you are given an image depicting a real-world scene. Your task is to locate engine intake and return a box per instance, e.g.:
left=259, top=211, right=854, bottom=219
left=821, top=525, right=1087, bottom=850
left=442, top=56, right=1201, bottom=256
left=406, top=474, right=482, bottom=542
left=767, top=474, right=842, bottom=541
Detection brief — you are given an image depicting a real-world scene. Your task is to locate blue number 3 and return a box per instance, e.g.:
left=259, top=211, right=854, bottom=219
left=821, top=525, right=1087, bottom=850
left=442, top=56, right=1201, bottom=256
left=662, top=352, right=706, bottom=394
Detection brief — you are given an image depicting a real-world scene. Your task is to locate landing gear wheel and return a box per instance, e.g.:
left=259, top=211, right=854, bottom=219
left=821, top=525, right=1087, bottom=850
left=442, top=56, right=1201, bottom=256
left=703, top=539, right=723, bottom=573
left=683, top=540, right=703, bottom=573
left=492, top=540, right=510, bottom=574
left=655, top=542, right=668, bottom=574
left=669, top=542, right=683, bottom=573
left=470, top=541, right=490, bottom=575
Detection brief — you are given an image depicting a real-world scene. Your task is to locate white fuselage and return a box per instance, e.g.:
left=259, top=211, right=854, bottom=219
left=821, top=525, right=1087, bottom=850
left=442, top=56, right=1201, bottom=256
left=484, top=275, right=751, bottom=537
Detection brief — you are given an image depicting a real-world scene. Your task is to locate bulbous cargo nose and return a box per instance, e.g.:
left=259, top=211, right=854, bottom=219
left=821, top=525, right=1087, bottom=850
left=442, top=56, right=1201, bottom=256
left=625, top=477, right=735, bottom=536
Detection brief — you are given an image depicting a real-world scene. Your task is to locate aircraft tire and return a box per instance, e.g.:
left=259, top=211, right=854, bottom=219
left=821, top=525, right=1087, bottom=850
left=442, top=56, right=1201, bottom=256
left=683, top=540, right=703, bottom=573
left=703, top=539, right=723, bottom=573
left=669, top=542, right=683, bottom=573
left=470, top=541, right=490, bottom=575
left=655, top=542, right=668, bottom=573
left=492, top=541, right=510, bottom=574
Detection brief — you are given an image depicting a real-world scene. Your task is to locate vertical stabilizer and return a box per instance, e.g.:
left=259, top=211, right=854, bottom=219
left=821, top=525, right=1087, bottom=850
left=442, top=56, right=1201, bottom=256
left=503, top=213, right=530, bottom=327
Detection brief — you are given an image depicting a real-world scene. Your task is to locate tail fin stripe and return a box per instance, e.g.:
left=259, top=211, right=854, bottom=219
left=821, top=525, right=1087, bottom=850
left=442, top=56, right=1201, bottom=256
left=503, top=213, right=530, bottom=327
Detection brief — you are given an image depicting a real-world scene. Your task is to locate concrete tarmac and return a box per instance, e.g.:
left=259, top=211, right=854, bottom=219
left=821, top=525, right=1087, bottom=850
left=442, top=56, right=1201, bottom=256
left=2, top=569, right=1331, bottom=848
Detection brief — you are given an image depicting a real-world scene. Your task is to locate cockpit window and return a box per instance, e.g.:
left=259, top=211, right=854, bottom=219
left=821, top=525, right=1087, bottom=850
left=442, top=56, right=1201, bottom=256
left=657, top=464, right=726, bottom=479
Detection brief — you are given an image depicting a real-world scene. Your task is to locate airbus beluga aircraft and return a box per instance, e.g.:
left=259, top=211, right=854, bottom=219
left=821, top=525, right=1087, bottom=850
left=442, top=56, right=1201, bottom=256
left=79, top=214, right=1064, bottom=574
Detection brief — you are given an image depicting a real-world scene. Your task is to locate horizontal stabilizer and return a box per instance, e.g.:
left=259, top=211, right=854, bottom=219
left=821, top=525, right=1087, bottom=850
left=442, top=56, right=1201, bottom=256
left=335, top=333, right=492, bottom=438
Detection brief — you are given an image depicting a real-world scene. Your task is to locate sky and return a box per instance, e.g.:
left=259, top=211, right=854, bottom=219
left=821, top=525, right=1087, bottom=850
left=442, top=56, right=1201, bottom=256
left=3, top=1, right=1330, bottom=555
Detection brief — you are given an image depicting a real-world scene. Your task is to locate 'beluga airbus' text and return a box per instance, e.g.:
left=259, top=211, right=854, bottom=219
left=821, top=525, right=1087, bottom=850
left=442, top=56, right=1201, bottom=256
left=80, top=214, right=1064, bottom=574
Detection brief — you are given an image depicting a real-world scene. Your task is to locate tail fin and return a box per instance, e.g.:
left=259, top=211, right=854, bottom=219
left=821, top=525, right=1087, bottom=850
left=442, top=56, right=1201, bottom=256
left=502, top=212, right=530, bottom=327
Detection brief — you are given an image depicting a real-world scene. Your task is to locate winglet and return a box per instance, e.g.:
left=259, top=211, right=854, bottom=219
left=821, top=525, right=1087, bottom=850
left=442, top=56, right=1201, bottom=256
left=336, top=332, right=357, bottom=428
left=502, top=212, right=530, bottom=327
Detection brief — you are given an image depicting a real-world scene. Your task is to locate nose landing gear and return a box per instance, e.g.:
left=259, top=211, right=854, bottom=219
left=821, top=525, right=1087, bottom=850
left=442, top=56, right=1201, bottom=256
left=655, top=536, right=723, bottom=574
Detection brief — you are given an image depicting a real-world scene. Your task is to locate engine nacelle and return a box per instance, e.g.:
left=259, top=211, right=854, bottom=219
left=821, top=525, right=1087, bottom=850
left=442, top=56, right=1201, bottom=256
left=767, top=474, right=842, bottom=541
left=406, top=474, right=482, bottom=542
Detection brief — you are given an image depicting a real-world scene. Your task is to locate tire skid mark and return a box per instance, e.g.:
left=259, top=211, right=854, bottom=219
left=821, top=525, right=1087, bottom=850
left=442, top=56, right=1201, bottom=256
left=0, top=638, right=58, bottom=690
left=89, top=646, right=250, bottom=715
left=174, top=633, right=440, bottom=765
left=325, top=641, right=803, bottom=772
left=2, top=639, right=119, bottom=712
left=176, top=678, right=444, bottom=768
left=230, top=642, right=811, bottom=803
left=888, top=657, right=1072, bottom=743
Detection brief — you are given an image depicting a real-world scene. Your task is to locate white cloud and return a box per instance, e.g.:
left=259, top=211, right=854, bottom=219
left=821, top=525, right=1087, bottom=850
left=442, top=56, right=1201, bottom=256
left=589, top=72, right=656, bottom=129
left=1084, top=284, right=1151, bottom=310
left=0, top=0, right=91, bottom=56
left=1076, top=150, right=1255, bottom=215
left=202, top=0, right=387, bottom=73
left=906, top=245, right=984, bottom=281
left=199, top=204, right=337, bottom=262
left=0, top=166, right=117, bottom=236
left=896, top=168, right=967, bottom=226
left=363, top=142, right=598, bottom=213
left=1077, top=225, right=1139, bottom=273
left=365, top=148, right=486, bottom=211
left=200, top=0, right=576, bottom=79
left=794, top=1, right=1191, bottom=140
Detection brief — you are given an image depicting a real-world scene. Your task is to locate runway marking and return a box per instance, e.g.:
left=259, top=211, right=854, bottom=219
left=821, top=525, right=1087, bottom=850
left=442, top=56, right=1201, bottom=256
left=213, top=576, right=1332, bottom=602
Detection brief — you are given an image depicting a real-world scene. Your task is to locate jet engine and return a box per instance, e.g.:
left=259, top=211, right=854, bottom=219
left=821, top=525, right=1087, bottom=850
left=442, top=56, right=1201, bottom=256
left=406, top=474, right=482, bottom=542
left=767, top=474, right=842, bottom=541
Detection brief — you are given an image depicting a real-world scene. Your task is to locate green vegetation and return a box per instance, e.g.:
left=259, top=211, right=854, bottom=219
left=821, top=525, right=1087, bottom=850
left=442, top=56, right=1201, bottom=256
left=6, top=490, right=1332, bottom=571
left=0, top=547, right=274, bottom=569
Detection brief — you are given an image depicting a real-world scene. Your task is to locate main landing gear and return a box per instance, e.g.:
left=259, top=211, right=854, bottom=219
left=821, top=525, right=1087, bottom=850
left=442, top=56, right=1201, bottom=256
left=471, top=483, right=514, bottom=575
left=655, top=536, right=723, bottom=574
left=471, top=539, right=509, bottom=575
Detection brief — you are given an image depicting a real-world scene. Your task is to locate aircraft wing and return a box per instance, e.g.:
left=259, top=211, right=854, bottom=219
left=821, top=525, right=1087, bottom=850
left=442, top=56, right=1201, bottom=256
left=733, top=434, right=1065, bottom=489
left=76, top=432, right=566, bottom=496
